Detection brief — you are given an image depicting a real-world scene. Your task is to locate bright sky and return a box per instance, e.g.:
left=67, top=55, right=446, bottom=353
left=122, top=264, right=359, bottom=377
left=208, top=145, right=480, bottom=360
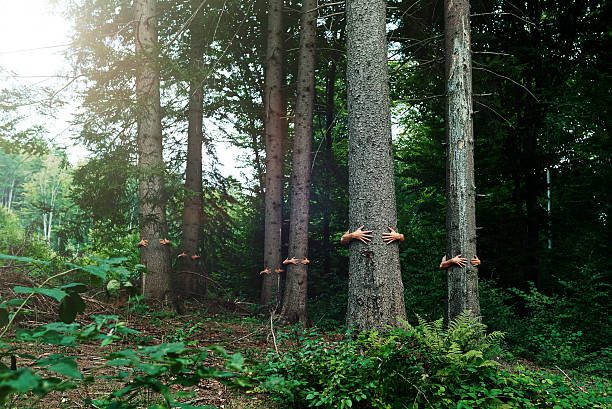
left=0, top=0, right=244, bottom=180
left=0, top=0, right=83, bottom=161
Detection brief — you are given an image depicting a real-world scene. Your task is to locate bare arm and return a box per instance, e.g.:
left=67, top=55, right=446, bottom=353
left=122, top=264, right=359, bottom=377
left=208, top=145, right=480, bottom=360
left=341, top=225, right=373, bottom=244
left=440, top=254, right=468, bottom=269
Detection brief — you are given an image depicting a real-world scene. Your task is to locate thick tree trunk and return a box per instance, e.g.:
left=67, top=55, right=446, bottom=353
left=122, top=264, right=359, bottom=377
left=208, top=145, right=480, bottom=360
left=179, top=0, right=206, bottom=298
left=322, top=61, right=336, bottom=276
left=280, top=0, right=317, bottom=324
left=346, top=0, right=407, bottom=332
left=260, top=0, right=287, bottom=306
left=444, top=0, right=480, bottom=323
left=135, top=0, right=172, bottom=300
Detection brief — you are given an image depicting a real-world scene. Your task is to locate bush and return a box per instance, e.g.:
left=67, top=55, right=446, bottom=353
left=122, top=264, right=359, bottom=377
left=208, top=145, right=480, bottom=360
left=256, top=313, right=610, bottom=408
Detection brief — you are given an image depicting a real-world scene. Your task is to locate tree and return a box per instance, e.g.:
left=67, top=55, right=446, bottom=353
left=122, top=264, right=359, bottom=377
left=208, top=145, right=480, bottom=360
left=444, top=0, right=480, bottom=322
left=135, top=0, right=172, bottom=299
left=178, top=0, right=206, bottom=298
left=345, top=0, right=407, bottom=332
left=280, top=0, right=317, bottom=324
left=260, top=0, right=287, bottom=306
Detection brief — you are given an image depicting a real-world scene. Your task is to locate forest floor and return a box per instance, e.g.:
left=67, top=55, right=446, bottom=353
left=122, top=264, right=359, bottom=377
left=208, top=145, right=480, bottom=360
left=1, top=287, right=291, bottom=409
left=1, top=271, right=608, bottom=408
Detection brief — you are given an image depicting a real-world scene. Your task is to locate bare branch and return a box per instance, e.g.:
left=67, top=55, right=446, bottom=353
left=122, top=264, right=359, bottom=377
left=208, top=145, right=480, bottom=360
left=473, top=65, right=539, bottom=102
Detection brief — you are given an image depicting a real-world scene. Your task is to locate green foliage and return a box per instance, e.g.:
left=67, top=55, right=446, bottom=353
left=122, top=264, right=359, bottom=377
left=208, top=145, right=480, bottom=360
left=0, top=253, right=251, bottom=408
left=256, top=315, right=609, bottom=408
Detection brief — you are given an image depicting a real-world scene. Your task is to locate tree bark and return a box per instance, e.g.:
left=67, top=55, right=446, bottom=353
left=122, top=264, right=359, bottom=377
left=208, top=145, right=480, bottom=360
left=135, top=0, right=172, bottom=300
left=345, top=0, right=407, bottom=332
left=179, top=0, right=206, bottom=298
left=280, top=0, right=317, bottom=324
left=260, top=0, right=287, bottom=307
left=444, top=0, right=480, bottom=323
left=322, top=60, right=336, bottom=276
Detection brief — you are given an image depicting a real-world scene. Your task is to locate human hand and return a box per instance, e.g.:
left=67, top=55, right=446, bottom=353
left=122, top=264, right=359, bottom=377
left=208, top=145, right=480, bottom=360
left=283, top=257, right=299, bottom=265
left=341, top=225, right=373, bottom=244
left=274, top=268, right=284, bottom=273
left=159, top=239, right=172, bottom=246
left=450, top=254, right=468, bottom=267
left=178, top=252, right=188, bottom=258
left=137, top=239, right=149, bottom=248
left=191, top=254, right=201, bottom=260
left=382, top=226, right=404, bottom=244
left=260, top=268, right=271, bottom=275
left=300, top=258, right=310, bottom=265
left=471, top=255, right=481, bottom=266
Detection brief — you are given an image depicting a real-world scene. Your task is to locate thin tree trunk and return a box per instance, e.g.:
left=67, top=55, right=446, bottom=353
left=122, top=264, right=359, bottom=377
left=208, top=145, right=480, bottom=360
left=444, top=0, right=480, bottom=323
left=251, top=117, right=265, bottom=197
left=179, top=0, right=206, bottom=298
left=322, top=60, right=336, bottom=276
left=260, top=0, right=287, bottom=307
left=135, top=0, right=172, bottom=300
left=7, top=179, right=15, bottom=211
left=346, top=0, right=407, bottom=332
left=280, top=0, right=317, bottom=324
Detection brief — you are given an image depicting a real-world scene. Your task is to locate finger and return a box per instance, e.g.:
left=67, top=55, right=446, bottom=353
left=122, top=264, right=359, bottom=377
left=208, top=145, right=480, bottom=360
left=364, top=237, right=371, bottom=242
left=364, top=233, right=373, bottom=237
left=387, top=226, right=393, bottom=232
left=358, top=225, right=365, bottom=230
left=363, top=230, right=373, bottom=234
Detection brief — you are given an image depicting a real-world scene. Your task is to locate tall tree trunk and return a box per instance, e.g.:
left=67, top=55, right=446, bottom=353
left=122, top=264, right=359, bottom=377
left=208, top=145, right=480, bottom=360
left=135, top=0, right=172, bottom=300
left=260, top=0, right=287, bottom=306
left=345, top=0, right=407, bottom=332
left=7, top=179, right=15, bottom=211
left=322, top=60, right=336, bottom=276
left=444, top=0, right=480, bottom=323
left=179, top=0, right=206, bottom=298
left=280, top=0, right=317, bottom=324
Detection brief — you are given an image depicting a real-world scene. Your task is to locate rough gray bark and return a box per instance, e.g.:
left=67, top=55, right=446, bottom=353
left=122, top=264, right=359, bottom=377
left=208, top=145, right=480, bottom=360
left=179, top=0, right=206, bottom=298
left=260, top=0, right=287, bottom=306
left=346, top=0, right=407, bottom=332
left=280, top=0, right=317, bottom=324
left=444, top=0, right=480, bottom=322
left=135, top=0, right=172, bottom=299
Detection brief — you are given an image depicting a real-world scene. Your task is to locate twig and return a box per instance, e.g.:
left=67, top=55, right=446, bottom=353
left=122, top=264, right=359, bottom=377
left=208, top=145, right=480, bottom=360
left=269, top=312, right=279, bottom=355
left=555, top=365, right=587, bottom=394
left=474, top=100, right=515, bottom=127
left=471, top=12, right=535, bottom=26
left=473, top=64, right=539, bottom=102
left=0, top=268, right=79, bottom=339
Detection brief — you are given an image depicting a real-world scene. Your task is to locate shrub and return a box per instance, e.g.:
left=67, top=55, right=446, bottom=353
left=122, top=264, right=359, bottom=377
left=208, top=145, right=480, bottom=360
left=256, top=312, right=610, bottom=408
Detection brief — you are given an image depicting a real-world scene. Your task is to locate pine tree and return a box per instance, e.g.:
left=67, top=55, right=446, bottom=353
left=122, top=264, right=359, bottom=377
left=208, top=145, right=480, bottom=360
left=345, top=0, right=407, bottom=331
left=444, top=0, right=480, bottom=322
left=135, top=0, right=172, bottom=299
left=260, top=0, right=287, bottom=306
left=280, top=0, right=317, bottom=324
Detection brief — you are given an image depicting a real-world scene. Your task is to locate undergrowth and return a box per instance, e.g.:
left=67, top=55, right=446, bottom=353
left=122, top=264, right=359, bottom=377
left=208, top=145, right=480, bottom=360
left=256, top=312, right=611, bottom=408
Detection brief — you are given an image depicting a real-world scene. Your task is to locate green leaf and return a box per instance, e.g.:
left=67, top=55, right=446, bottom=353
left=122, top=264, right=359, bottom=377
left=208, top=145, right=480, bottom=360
left=13, top=286, right=68, bottom=302
left=106, top=279, right=121, bottom=296
left=38, top=356, right=82, bottom=379
left=227, top=353, right=244, bottom=371
left=1, top=369, right=41, bottom=392
left=59, top=293, right=85, bottom=324
left=0, top=308, right=8, bottom=326
left=59, top=283, right=88, bottom=293
left=0, top=254, right=50, bottom=265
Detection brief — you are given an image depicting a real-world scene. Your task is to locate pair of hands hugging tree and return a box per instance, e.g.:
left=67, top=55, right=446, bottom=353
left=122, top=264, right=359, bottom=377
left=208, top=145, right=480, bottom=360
left=340, top=226, right=481, bottom=269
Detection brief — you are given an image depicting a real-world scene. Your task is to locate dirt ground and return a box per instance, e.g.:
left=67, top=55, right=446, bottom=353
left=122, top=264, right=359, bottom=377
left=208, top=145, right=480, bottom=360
left=0, top=273, right=283, bottom=409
